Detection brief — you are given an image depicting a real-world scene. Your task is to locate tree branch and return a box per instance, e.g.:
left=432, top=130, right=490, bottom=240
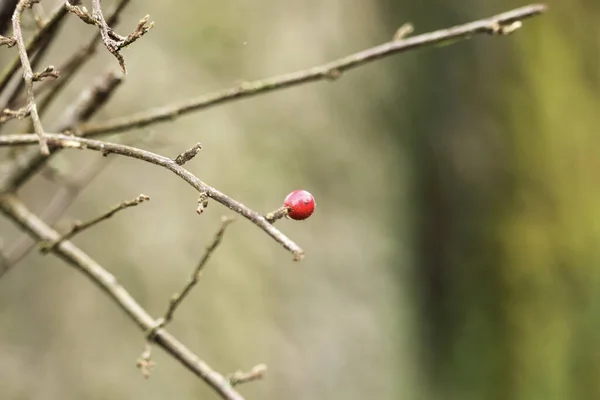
left=0, top=69, right=123, bottom=192
left=65, top=0, right=152, bottom=73
left=12, top=0, right=50, bottom=154
left=0, top=193, right=246, bottom=400
left=69, top=3, right=547, bottom=138
left=0, top=133, right=305, bottom=259
left=0, top=1, right=75, bottom=98
left=40, top=193, right=150, bottom=252
left=159, top=216, right=234, bottom=328
left=0, top=158, right=109, bottom=277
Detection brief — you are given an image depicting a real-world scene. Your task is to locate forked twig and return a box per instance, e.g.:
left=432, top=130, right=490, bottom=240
left=0, top=133, right=305, bottom=259
left=0, top=193, right=246, bottom=400
left=65, top=0, right=153, bottom=73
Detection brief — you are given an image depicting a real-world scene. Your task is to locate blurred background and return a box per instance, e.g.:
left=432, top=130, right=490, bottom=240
left=0, top=0, right=598, bottom=399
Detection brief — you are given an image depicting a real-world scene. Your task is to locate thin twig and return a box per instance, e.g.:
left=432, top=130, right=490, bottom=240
left=0, top=69, right=123, bottom=192
left=0, top=158, right=109, bottom=277
left=17, top=0, right=131, bottom=115
left=0, top=1, right=75, bottom=99
left=0, top=193, right=246, bottom=400
left=40, top=194, right=149, bottom=253
left=0, top=34, right=16, bottom=47
left=160, top=216, right=234, bottom=327
left=12, top=0, right=49, bottom=154
left=265, top=206, right=289, bottom=224
left=0, top=133, right=305, bottom=258
left=66, top=0, right=153, bottom=73
left=5, top=3, right=70, bottom=112
left=69, top=4, right=547, bottom=138
left=228, top=364, right=267, bottom=387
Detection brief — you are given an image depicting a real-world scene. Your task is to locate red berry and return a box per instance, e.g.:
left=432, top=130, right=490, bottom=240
left=283, top=190, right=316, bottom=220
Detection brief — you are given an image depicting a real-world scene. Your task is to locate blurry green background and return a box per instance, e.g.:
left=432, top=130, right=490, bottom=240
left=0, top=0, right=598, bottom=399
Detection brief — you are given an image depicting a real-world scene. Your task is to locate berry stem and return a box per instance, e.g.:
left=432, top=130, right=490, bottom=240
left=265, top=206, right=289, bottom=224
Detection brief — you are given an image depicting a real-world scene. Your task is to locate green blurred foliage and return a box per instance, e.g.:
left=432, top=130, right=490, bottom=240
left=0, top=1, right=597, bottom=400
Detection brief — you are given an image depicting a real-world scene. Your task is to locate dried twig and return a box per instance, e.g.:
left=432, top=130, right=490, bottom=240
left=0, top=70, right=123, bottom=192
left=17, top=0, right=131, bottom=115
left=0, top=158, right=109, bottom=277
left=0, top=1, right=75, bottom=98
left=40, top=194, right=149, bottom=253
left=159, top=216, right=234, bottom=328
left=0, top=133, right=305, bottom=259
left=70, top=4, right=547, bottom=138
left=65, top=0, right=153, bottom=73
left=228, top=364, right=267, bottom=387
left=0, top=34, right=15, bottom=47
left=140, top=217, right=234, bottom=379
left=0, top=193, right=246, bottom=400
left=12, top=0, right=50, bottom=154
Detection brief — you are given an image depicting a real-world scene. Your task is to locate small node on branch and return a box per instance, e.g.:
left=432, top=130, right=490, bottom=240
left=394, top=23, right=414, bottom=40
left=196, top=192, right=209, bottom=214
left=174, top=142, right=202, bottom=165
left=228, top=364, right=268, bottom=387
left=32, top=65, right=59, bottom=81
left=0, top=35, right=16, bottom=47
left=323, top=68, right=341, bottom=81
left=488, top=20, right=523, bottom=35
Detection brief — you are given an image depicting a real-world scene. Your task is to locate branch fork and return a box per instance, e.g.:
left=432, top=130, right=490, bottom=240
left=66, top=0, right=153, bottom=73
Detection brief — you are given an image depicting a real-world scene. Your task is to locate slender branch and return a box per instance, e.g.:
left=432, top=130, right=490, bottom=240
left=0, top=1, right=75, bottom=98
left=0, top=133, right=305, bottom=259
left=159, top=216, right=234, bottom=328
left=0, top=193, right=246, bottom=400
left=0, top=158, right=109, bottom=277
left=66, top=0, right=153, bottom=73
left=16, top=0, right=131, bottom=115
left=12, top=0, right=49, bottom=154
left=69, top=3, right=547, bottom=138
left=40, top=194, right=149, bottom=253
left=5, top=3, right=69, bottom=112
left=0, top=69, right=123, bottom=192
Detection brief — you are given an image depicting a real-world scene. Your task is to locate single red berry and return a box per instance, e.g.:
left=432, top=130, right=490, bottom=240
left=283, top=190, right=316, bottom=220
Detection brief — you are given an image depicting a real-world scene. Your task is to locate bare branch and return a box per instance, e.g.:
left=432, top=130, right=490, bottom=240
left=0, top=158, right=109, bottom=277
left=0, top=193, right=246, bottom=400
left=70, top=4, right=547, bottom=138
left=0, top=1, right=75, bottom=98
left=66, top=0, right=153, bottom=73
left=159, top=216, right=234, bottom=328
left=12, top=0, right=49, bottom=154
left=40, top=194, right=150, bottom=253
left=0, top=69, right=123, bottom=192
left=0, top=133, right=305, bottom=259
left=18, top=0, right=131, bottom=115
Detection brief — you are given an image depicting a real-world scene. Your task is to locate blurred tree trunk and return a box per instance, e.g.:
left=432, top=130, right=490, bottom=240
left=381, top=1, right=600, bottom=399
